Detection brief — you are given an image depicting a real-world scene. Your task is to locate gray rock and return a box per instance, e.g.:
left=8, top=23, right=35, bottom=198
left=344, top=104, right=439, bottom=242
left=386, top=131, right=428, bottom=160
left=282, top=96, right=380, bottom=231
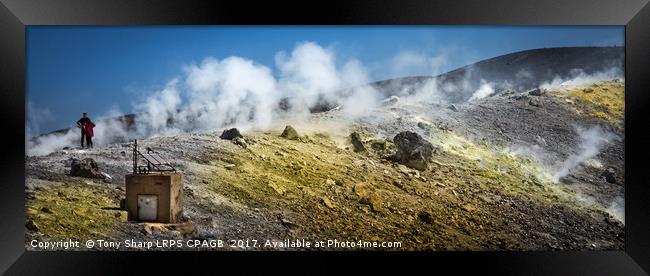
left=280, top=125, right=299, bottom=140
left=233, top=137, right=248, bottom=148
left=350, top=132, right=366, bottom=152
left=601, top=167, right=617, bottom=184
left=528, top=88, right=545, bottom=96
left=220, top=128, right=243, bottom=140
left=417, top=122, right=430, bottom=130
left=70, top=158, right=105, bottom=179
left=393, top=131, right=434, bottom=171
left=448, top=104, right=459, bottom=112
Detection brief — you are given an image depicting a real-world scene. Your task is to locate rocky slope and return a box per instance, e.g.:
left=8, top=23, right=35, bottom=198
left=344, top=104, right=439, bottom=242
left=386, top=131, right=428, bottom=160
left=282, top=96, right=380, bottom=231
left=25, top=80, right=625, bottom=251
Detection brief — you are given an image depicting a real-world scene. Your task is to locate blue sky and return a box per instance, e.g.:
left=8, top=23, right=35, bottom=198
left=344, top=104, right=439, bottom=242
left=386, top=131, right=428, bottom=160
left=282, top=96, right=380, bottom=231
left=27, top=26, right=623, bottom=134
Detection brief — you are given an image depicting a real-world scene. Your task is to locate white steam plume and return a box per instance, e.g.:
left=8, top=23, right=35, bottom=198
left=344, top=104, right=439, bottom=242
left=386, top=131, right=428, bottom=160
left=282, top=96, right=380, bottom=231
left=27, top=41, right=381, bottom=156
left=27, top=106, right=132, bottom=156
left=338, top=59, right=380, bottom=117
left=184, top=56, right=279, bottom=131
left=276, top=42, right=342, bottom=115
left=133, top=78, right=183, bottom=137
left=468, top=81, right=495, bottom=101
left=553, top=125, right=615, bottom=181
left=574, top=192, right=625, bottom=224
left=27, top=130, right=79, bottom=156
left=607, top=196, right=625, bottom=224
left=92, top=106, right=131, bottom=145
left=539, top=67, right=623, bottom=90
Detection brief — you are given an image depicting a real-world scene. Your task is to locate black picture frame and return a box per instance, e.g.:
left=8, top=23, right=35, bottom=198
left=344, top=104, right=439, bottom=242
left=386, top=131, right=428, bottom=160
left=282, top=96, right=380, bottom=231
left=1, top=0, right=649, bottom=274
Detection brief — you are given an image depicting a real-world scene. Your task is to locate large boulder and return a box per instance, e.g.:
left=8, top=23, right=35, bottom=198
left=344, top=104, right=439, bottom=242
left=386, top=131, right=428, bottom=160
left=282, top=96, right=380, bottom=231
left=280, top=125, right=299, bottom=140
left=70, top=158, right=105, bottom=179
left=220, top=128, right=243, bottom=140
left=350, top=132, right=366, bottom=152
left=392, top=131, right=434, bottom=171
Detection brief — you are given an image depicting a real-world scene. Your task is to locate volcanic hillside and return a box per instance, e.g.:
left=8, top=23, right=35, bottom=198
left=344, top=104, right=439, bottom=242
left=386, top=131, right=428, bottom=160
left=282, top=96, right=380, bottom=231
left=371, top=46, right=624, bottom=103
left=25, top=78, right=625, bottom=250
left=25, top=47, right=625, bottom=251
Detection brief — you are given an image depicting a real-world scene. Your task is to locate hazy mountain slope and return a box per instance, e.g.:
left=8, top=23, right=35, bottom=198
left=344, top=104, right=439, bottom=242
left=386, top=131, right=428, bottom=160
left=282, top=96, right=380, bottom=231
left=372, top=47, right=624, bottom=102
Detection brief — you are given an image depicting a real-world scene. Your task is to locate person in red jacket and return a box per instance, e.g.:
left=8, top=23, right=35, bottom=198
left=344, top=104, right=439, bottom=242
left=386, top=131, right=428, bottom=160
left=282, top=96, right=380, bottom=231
left=76, top=112, right=96, bottom=148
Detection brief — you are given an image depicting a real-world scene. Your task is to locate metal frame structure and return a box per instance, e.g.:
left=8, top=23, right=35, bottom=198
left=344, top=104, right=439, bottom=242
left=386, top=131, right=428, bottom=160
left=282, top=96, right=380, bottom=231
left=132, top=140, right=176, bottom=174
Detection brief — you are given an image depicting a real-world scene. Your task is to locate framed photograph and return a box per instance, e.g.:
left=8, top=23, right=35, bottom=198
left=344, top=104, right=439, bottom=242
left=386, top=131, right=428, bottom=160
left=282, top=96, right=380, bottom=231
left=1, top=0, right=649, bottom=274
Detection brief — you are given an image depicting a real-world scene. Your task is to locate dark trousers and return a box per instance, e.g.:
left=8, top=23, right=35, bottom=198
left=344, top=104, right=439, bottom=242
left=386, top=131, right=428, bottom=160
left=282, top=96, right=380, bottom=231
left=81, top=130, right=93, bottom=148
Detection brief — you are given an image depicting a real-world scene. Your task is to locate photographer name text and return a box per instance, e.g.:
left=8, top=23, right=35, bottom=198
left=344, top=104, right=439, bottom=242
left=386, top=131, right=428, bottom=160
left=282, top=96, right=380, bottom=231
left=29, top=239, right=401, bottom=250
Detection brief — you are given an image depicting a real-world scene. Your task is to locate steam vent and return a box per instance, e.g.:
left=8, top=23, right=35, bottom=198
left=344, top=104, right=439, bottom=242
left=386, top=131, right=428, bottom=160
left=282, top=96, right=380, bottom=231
left=125, top=140, right=183, bottom=223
